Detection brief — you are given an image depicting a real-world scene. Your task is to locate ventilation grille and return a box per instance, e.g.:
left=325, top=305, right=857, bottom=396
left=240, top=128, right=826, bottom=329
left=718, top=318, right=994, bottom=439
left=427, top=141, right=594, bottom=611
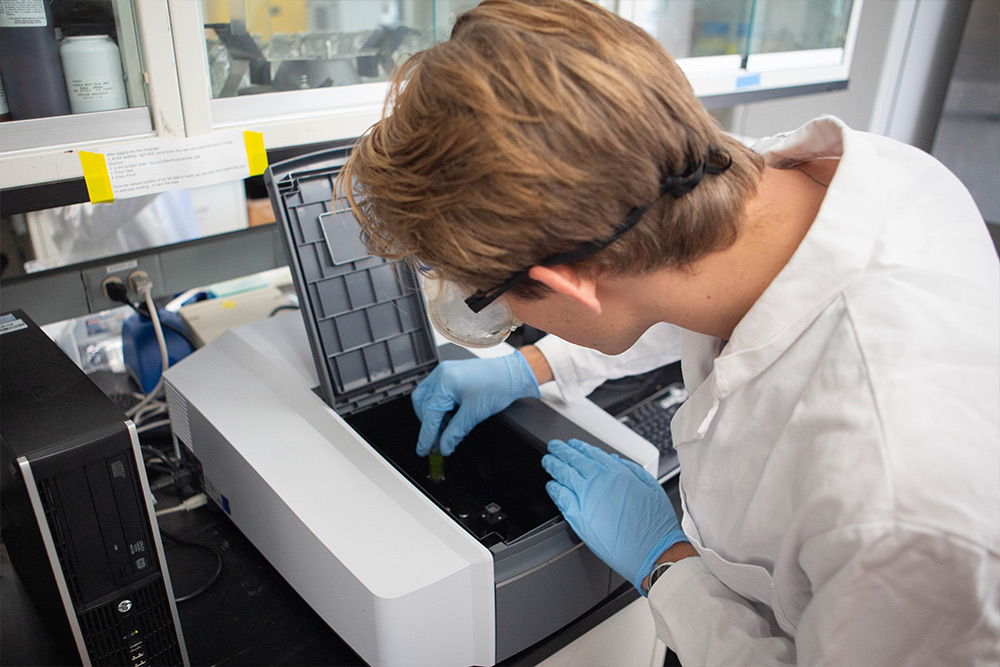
left=37, top=477, right=83, bottom=604
left=164, top=381, right=191, bottom=446
left=78, top=578, right=184, bottom=666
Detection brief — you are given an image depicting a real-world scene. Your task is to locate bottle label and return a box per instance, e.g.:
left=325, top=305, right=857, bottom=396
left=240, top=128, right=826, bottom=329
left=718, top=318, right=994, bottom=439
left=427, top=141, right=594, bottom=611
left=69, top=78, right=117, bottom=102
left=0, top=0, right=48, bottom=28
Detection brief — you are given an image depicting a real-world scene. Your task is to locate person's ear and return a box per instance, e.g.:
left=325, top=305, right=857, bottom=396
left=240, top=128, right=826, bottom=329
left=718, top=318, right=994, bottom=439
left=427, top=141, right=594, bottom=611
left=527, top=265, right=602, bottom=315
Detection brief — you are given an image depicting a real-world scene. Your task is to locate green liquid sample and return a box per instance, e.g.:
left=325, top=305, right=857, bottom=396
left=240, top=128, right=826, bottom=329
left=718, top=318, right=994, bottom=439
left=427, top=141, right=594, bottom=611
left=429, top=450, right=445, bottom=482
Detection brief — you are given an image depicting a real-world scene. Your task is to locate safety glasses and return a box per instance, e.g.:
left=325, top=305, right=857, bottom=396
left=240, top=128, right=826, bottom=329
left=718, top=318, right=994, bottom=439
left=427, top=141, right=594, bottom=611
left=423, top=271, right=523, bottom=348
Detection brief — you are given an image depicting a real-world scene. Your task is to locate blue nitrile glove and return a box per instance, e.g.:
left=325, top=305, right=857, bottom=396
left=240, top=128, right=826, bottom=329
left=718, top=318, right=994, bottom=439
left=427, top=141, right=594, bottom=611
left=412, top=351, right=540, bottom=456
left=542, top=438, right=687, bottom=594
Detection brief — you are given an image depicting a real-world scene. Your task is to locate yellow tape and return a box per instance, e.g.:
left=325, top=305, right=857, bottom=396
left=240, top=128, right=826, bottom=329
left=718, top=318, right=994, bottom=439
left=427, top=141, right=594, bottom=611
left=244, top=131, right=268, bottom=176
left=79, top=151, right=115, bottom=204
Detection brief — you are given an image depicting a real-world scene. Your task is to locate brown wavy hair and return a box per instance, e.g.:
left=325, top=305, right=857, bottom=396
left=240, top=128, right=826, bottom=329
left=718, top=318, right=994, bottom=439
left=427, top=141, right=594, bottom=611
left=339, top=0, right=764, bottom=298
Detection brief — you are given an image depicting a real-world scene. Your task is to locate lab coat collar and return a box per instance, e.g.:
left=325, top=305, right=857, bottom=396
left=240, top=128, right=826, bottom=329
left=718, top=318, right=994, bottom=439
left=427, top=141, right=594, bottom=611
left=713, top=116, right=881, bottom=398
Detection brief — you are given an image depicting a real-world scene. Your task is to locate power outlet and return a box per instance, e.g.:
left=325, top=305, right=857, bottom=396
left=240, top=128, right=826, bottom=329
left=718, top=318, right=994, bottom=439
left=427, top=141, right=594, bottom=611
left=82, top=258, right=162, bottom=312
left=128, top=270, right=150, bottom=293
left=101, top=275, right=125, bottom=301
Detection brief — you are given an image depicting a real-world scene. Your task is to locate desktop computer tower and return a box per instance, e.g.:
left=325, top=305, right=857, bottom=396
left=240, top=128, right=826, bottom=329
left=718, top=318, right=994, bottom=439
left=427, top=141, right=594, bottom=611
left=1, top=311, right=188, bottom=667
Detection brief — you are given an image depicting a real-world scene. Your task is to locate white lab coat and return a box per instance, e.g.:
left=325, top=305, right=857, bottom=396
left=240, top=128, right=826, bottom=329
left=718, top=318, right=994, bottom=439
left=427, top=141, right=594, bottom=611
left=535, top=117, right=1000, bottom=665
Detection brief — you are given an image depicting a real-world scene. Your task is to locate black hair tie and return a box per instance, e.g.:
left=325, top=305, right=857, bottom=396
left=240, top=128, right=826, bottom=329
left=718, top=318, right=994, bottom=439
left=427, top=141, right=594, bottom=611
left=463, top=145, right=732, bottom=313
left=660, top=146, right=732, bottom=198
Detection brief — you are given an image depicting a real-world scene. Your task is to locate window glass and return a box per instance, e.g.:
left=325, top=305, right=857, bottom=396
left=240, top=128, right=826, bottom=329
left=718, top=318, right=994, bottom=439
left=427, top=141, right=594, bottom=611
left=203, top=0, right=478, bottom=98
left=749, top=0, right=854, bottom=54
left=624, top=0, right=754, bottom=59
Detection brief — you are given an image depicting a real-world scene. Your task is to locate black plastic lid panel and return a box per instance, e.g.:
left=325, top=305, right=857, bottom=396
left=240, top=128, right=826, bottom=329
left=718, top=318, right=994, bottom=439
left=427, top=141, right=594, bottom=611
left=264, top=149, right=438, bottom=416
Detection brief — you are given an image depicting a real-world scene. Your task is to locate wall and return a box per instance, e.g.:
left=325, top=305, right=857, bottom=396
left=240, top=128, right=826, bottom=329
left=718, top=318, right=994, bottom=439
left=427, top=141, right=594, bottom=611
left=930, top=0, right=999, bottom=226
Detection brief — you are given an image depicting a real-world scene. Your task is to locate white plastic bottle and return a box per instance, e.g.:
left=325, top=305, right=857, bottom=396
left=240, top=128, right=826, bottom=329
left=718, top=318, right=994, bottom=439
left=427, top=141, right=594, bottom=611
left=60, top=35, right=128, bottom=113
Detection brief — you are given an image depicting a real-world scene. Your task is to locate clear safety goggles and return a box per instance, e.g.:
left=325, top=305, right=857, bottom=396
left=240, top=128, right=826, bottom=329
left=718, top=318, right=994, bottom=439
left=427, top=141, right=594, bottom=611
left=423, top=271, right=522, bottom=348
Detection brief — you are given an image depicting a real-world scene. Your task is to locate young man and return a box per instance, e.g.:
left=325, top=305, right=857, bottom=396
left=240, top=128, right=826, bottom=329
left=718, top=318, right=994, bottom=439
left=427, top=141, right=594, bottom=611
left=340, top=0, right=1000, bottom=663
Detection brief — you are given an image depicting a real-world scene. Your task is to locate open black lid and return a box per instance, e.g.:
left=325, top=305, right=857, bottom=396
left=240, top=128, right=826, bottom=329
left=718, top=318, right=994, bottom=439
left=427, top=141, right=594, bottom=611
left=264, top=149, right=438, bottom=415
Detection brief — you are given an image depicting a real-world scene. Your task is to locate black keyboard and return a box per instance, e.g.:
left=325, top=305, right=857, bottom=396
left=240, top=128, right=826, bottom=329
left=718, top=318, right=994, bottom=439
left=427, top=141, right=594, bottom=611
left=617, top=383, right=686, bottom=481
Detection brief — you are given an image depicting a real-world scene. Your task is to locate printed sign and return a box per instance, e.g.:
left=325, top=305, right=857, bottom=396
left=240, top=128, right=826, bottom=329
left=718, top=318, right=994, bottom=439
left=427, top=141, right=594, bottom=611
left=79, top=130, right=267, bottom=204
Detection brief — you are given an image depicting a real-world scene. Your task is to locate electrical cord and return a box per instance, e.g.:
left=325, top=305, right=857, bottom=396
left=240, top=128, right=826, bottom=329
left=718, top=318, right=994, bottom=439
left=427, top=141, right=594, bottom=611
left=141, top=443, right=195, bottom=495
left=102, top=277, right=171, bottom=419
left=155, top=492, right=208, bottom=516
left=125, top=278, right=168, bottom=420
left=137, top=418, right=172, bottom=434
left=103, top=279, right=199, bottom=496
left=141, top=444, right=179, bottom=470
left=133, top=403, right=168, bottom=427
left=145, top=465, right=178, bottom=484
left=158, top=527, right=224, bottom=603
left=129, top=300, right=197, bottom=350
